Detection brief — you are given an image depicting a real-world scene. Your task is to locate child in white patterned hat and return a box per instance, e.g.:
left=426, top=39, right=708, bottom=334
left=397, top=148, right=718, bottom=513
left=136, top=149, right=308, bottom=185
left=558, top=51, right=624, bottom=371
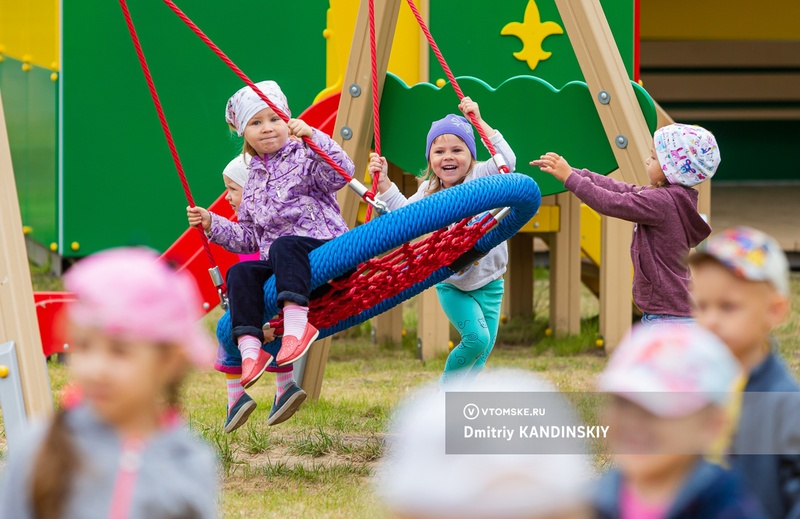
left=689, top=227, right=800, bottom=519
left=595, top=324, right=766, bottom=519
left=187, top=80, right=355, bottom=432
left=532, top=124, right=720, bottom=325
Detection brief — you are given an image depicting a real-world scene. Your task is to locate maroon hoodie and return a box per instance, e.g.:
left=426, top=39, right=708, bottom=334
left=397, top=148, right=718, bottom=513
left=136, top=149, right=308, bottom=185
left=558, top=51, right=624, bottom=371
left=564, top=168, right=711, bottom=316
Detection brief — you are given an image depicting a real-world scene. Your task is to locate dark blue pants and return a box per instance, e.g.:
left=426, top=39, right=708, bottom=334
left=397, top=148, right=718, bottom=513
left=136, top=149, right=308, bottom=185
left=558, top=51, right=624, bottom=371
left=228, top=235, right=328, bottom=342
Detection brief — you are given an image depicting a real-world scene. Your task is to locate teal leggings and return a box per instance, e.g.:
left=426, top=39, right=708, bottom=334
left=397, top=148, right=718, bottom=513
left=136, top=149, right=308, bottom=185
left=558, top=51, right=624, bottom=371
left=436, top=278, right=504, bottom=386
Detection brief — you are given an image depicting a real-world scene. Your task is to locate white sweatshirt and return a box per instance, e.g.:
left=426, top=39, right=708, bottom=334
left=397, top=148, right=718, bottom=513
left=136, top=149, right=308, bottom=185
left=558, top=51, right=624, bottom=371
left=376, top=131, right=515, bottom=292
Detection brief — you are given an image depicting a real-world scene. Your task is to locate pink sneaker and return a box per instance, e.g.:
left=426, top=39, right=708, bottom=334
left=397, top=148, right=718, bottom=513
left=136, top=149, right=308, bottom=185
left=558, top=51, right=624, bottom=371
left=241, top=349, right=272, bottom=389
left=276, top=323, right=319, bottom=366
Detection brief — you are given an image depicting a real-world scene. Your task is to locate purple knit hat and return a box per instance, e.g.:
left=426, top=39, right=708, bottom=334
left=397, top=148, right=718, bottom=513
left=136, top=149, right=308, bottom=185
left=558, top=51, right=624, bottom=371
left=425, top=114, right=477, bottom=161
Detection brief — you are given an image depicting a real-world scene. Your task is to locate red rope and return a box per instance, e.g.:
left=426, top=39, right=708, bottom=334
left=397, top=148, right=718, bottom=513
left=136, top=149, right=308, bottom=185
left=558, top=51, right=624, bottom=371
left=404, top=0, right=509, bottom=172
left=161, top=0, right=365, bottom=191
left=119, top=0, right=219, bottom=273
left=368, top=0, right=381, bottom=159
left=365, top=0, right=381, bottom=223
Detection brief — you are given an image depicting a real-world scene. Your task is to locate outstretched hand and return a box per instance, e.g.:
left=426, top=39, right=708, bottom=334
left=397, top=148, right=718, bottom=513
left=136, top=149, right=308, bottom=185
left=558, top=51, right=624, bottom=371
left=368, top=152, right=392, bottom=194
left=530, top=153, right=573, bottom=183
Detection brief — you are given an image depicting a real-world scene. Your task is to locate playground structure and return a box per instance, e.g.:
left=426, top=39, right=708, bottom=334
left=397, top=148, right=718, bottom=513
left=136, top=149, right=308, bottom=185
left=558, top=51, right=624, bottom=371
left=1, top=0, right=664, bottom=423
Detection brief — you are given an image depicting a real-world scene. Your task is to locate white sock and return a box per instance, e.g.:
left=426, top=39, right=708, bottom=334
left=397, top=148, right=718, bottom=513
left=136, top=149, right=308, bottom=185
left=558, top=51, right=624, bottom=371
left=237, top=335, right=261, bottom=362
left=283, top=305, right=309, bottom=339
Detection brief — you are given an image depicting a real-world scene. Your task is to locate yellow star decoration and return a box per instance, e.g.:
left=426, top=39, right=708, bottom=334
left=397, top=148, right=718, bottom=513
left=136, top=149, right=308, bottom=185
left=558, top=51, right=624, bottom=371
left=501, top=0, right=564, bottom=70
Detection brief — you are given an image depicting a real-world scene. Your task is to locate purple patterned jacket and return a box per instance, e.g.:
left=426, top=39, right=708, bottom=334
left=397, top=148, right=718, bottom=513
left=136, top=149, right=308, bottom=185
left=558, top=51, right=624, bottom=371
left=207, top=129, right=352, bottom=260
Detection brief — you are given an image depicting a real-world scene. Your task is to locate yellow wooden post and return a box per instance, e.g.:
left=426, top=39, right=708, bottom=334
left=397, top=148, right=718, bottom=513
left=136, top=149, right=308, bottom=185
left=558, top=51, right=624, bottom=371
left=405, top=0, right=450, bottom=363
left=300, top=0, right=403, bottom=400
left=418, top=286, right=450, bottom=361
left=0, top=90, right=53, bottom=417
left=505, top=233, right=534, bottom=319
left=549, top=192, right=581, bottom=335
left=372, top=162, right=407, bottom=346
left=554, top=0, right=652, bottom=351
left=334, top=0, right=403, bottom=225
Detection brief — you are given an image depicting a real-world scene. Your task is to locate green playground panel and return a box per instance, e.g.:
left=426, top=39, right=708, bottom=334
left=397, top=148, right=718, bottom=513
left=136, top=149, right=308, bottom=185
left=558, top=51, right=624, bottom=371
left=1, top=59, right=57, bottom=248
left=428, top=0, right=635, bottom=89
left=380, top=73, right=657, bottom=197
left=60, top=0, right=328, bottom=257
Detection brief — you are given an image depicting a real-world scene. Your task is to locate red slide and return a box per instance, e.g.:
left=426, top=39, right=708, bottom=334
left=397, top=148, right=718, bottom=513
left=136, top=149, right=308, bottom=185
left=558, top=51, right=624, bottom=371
left=35, top=93, right=341, bottom=357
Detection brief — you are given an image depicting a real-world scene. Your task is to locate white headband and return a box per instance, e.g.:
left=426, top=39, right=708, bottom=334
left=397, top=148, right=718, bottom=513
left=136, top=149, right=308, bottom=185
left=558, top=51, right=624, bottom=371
left=222, top=154, right=251, bottom=187
left=225, top=80, right=290, bottom=136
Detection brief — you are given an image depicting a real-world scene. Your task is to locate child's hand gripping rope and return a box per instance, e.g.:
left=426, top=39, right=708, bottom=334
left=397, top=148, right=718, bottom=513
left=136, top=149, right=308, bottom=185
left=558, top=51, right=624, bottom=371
left=187, top=206, right=212, bottom=231
left=368, top=153, right=393, bottom=195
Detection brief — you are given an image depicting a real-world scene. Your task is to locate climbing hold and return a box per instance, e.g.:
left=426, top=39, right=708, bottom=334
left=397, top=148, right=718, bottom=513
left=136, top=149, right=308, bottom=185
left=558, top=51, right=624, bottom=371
left=322, top=29, right=331, bottom=39
left=49, top=242, right=58, bottom=252
left=21, top=63, right=31, bottom=72
left=448, top=340, right=454, bottom=351
left=22, top=226, right=32, bottom=235
left=0, top=365, right=8, bottom=378
left=50, top=72, right=58, bottom=82
left=71, top=242, right=80, bottom=251
left=435, top=78, right=446, bottom=88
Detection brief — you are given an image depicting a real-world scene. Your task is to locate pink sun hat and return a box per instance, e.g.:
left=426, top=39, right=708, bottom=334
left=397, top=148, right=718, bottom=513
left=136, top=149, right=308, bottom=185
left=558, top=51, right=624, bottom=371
left=598, top=324, right=742, bottom=417
left=64, top=247, right=215, bottom=367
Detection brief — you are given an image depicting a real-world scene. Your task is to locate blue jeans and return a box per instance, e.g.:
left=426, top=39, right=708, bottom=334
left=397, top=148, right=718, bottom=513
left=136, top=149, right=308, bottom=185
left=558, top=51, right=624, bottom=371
left=641, top=312, right=695, bottom=326
left=436, top=278, right=504, bottom=387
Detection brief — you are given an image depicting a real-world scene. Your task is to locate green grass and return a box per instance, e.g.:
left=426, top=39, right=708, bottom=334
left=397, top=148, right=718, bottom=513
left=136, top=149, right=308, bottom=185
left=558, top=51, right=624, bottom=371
left=11, top=266, right=800, bottom=518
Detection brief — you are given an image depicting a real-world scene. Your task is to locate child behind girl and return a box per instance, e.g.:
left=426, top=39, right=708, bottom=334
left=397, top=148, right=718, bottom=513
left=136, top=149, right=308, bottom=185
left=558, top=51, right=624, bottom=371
left=0, top=248, right=218, bottom=519
left=187, top=80, right=354, bottom=427
left=215, top=155, right=305, bottom=433
left=369, top=97, right=514, bottom=388
left=532, top=124, right=719, bottom=325
left=595, top=325, right=766, bottom=519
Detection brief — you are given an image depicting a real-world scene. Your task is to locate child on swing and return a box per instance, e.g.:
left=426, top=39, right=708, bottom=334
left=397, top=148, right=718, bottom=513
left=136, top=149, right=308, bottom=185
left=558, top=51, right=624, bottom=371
left=368, top=97, right=514, bottom=387
left=188, top=80, right=355, bottom=430
left=213, top=155, right=301, bottom=432
left=532, top=124, right=719, bottom=325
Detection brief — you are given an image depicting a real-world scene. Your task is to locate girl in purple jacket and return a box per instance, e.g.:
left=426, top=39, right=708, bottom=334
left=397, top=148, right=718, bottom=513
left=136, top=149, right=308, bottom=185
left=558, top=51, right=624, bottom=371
left=187, top=81, right=354, bottom=431
left=531, top=124, right=720, bottom=324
